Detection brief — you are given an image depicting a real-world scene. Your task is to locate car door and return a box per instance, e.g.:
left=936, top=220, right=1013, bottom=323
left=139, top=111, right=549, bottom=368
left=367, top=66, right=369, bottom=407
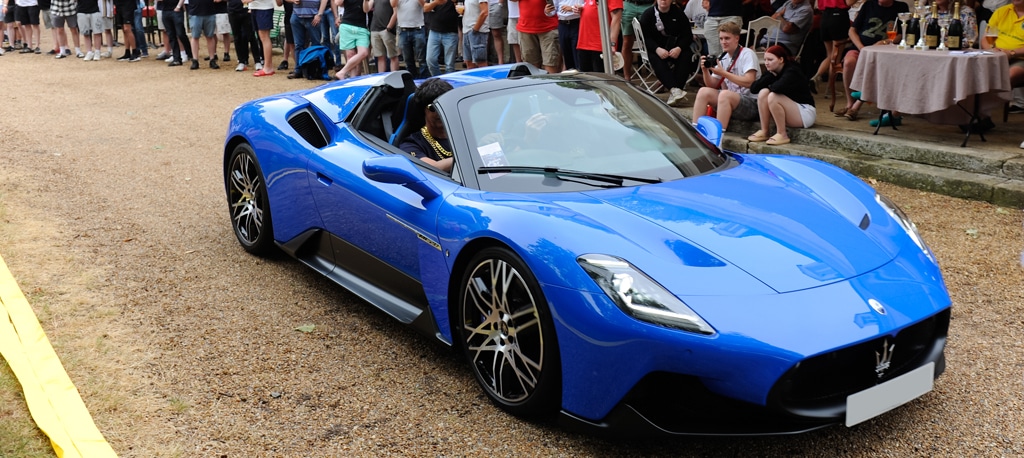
left=306, top=126, right=454, bottom=316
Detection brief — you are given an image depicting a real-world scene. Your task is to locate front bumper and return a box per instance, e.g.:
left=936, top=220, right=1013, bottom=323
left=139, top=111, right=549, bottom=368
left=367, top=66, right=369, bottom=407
left=557, top=309, right=949, bottom=437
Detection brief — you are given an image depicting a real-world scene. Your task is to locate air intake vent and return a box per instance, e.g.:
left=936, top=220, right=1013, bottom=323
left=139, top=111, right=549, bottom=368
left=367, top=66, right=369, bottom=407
left=288, top=109, right=329, bottom=149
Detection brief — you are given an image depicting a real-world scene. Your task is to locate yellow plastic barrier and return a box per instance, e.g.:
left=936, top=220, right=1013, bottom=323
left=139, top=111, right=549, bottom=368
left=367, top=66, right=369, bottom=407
left=0, top=253, right=117, bottom=458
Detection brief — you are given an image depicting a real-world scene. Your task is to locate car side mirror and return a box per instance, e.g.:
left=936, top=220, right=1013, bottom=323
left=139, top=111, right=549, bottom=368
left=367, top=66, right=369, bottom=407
left=363, top=156, right=442, bottom=200
left=695, top=116, right=723, bottom=149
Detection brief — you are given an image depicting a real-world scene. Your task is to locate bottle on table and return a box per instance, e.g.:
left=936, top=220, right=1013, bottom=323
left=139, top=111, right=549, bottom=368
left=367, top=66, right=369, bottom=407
left=907, top=8, right=921, bottom=48
left=947, top=2, right=963, bottom=50
left=925, top=2, right=940, bottom=49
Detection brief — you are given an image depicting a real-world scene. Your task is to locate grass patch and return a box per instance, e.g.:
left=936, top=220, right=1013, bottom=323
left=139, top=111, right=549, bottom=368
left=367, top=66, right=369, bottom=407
left=0, top=360, right=54, bottom=458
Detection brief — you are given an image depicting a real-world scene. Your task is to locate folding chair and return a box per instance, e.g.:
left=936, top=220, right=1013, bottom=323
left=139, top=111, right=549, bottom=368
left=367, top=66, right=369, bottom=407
left=270, top=10, right=286, bottom=50
left=631, top=17, right=662, bottom=94
left=745, top=16, right=781, bottom=67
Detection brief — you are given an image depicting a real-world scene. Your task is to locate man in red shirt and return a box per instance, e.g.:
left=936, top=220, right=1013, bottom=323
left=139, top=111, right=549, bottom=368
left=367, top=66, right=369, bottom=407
left=512, top=0, right=560, bottom=73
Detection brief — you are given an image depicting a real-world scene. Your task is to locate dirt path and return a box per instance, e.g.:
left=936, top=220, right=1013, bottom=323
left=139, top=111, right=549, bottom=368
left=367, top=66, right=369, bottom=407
left=1, top=44, right=1022, bottom=457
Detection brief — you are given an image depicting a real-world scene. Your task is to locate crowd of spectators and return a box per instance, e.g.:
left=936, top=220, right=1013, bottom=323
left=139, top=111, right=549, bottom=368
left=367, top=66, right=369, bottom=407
left=2, top=0, right=1022, bottom=146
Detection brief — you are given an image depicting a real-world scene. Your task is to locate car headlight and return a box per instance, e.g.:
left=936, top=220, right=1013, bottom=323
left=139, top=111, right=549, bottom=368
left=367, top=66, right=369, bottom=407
left=876, top=193, right=935, bottom=262
left=578, top=254, right=715, bottom=335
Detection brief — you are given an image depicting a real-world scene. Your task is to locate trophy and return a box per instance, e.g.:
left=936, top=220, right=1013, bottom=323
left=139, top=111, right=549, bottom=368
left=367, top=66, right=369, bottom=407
left=897, top=12, right=911, bottom=49
left=914, top=3, right=928, bottom=50
left=937, top=14, right=951, bottom=51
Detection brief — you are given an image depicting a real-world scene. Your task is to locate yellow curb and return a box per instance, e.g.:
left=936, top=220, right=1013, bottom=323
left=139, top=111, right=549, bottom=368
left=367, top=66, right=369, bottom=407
left=0, top=253, right=117, bottom=458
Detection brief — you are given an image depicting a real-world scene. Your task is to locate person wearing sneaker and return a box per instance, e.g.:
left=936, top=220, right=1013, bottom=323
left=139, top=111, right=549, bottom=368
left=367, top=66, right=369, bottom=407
left=214, top=0, right=232, bottom=63
left=246, top=0, right=277, bottom=75
left=574, top=0, right=622, bottom=73
left=14, top=0, right=42, bottom=54
left=112, top=0, right=141, bottom=61
left=639, top=0, right=696, bottom=108
left=77, top=0, right=102, bottom=59
left=162, top=0, right=193, bottom=65
left=691, top=20, right=761, bottom=131
left=50, top=0, right=82, bottom=59
left=746, top=45, right=816, bottom=146
left=130, top=0, right=150, bottom=58
left=187, top=0, right=220, bottom=68
left=227, top=0, right=262, bottom=72
left=285, top=0, right=327, bottom=78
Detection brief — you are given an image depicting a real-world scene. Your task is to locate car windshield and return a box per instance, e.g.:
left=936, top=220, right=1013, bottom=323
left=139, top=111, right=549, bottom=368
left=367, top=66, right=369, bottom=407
left=454, top=79, right=728, bottom=192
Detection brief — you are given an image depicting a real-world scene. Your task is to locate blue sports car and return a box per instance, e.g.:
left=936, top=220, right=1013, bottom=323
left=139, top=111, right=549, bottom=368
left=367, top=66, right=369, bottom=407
left=223, top=65, right=951, bottom=436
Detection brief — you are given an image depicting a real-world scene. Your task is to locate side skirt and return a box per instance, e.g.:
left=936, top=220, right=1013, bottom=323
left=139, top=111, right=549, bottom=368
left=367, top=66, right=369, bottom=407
left=279, top=229, right=445, bottom=342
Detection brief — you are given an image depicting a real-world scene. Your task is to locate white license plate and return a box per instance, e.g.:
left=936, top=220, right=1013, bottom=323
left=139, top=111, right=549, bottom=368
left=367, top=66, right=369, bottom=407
left=845, top=362, right=935, bottom=427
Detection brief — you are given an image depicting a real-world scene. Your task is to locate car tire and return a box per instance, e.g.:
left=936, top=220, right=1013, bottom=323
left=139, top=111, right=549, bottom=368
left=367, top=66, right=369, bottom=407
left=457, top=247, right=561, bottom=418
left=226, top=142, right=275, bottom=256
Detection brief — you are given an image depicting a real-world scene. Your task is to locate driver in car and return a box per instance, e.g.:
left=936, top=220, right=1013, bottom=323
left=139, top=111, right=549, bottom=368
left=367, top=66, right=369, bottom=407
left=400, top=78, right=456, bottom=173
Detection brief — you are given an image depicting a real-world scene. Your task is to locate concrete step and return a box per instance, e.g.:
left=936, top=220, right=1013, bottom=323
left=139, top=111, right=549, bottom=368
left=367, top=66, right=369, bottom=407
left=714, top=118, right=1024, bottom=208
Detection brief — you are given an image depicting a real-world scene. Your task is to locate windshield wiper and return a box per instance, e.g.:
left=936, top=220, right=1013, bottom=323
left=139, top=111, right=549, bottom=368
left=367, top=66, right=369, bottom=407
left=477, top=166, right=662, bottom=185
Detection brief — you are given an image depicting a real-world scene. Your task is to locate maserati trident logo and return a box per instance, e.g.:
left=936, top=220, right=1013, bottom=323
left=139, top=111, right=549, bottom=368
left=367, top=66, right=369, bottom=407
left=875, top=339, right=895, bottom=379
left=868, top=298, right=887, bottom=315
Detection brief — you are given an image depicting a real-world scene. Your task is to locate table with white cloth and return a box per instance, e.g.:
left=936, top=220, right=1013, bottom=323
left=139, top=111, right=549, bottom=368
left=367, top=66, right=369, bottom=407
left=849, top=46, right=1012, bottom=147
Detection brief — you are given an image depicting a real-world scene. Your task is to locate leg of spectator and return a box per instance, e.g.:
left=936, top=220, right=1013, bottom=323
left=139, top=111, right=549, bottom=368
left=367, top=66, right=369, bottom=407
left=716, top=90, right=739, bottom=131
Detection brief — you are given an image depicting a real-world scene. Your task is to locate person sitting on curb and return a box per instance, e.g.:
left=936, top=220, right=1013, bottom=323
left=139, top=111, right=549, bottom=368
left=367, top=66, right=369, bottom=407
left=746, top=45, right=816, bottom=146
left=691, top=20, right=760, bottom=131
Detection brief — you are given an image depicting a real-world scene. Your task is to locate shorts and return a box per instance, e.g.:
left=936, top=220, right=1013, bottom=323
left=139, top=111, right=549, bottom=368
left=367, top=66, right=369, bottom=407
left=101, top=16, right=113, bottom=30
left=215, top=12, right=230, bottom=34
left=507, top=17, right=518, bottom=44
left=113, top=0, right=136, bottom=24
left=798, top=103, right=816, bottom=128
left=338, top=22, right=369, bottom=50
left=78, top=11, right=103, bottom=35
left=820, top=8, right=850, bottom=42
left=42, top=8, right=52, bottom=28
left=51, top=13, right=78, bottom=28
left=16, top=5, right=41, bottom=25
left=3, top=3, right=14, bottom=23
left=620, top=1, right=650, bottom=36
left=520, top=28, right=559, bottom=68
left=253, top=8, right=274, bottom=31
left=732, top=93, right=759, bottom=122
left=488, top=1, right=506, bottom=30
left=463, top=29, right=488, bottom=62
left=190, top=14, right=216, bottom=38
left=370, top=29, right=399, bottom=57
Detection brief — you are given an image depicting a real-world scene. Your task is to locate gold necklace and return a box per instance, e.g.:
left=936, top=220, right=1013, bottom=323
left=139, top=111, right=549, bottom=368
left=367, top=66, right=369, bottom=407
left=421, top=126, right=452, bottom=158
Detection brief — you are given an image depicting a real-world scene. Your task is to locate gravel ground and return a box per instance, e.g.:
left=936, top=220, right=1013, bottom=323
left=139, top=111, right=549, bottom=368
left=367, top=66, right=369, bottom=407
left=0, top=44, right=1023, bottom=457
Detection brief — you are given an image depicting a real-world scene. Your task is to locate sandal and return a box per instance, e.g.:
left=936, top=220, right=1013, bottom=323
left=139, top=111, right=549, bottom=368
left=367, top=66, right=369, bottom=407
left=747, top=129, right=769, bottom=142
left=845, top=109, right=860, bottom=121
left=833, top=106, right=849, bottom=117
left=766, top=134, right=790, bottom=145
left=253, top=69, right=274, bottom=77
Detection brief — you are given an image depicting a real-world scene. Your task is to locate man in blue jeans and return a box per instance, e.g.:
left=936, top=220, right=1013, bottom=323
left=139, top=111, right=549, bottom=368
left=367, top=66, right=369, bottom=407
left=286, top=0, right=328, bottom=78
left=396, top=0, right=428, bottom=77
left=424, top=0, right=460, bottom=75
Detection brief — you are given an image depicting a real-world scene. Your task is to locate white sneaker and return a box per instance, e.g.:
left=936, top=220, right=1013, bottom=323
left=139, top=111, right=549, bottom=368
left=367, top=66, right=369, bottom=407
left=77, top=51, right=85, bottom=58
left=667, top=88, right=687, bottom=107
left=235, top=62, right=247, bottom=72
left=255, top=62, right=263, bottom=71
left=100, top=50, right=111, bottom=58
left=83, top=51, right=94, bottom=60
left=165, top=56, right=175, bottom=63
left=92, top=52, right=101, bottom=61
left=1020, top=140, right=1024, bottom=149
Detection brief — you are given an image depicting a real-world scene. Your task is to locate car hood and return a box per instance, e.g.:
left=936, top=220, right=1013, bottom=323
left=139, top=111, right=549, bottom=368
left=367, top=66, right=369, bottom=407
left=578, top=155, right=896, bottom=293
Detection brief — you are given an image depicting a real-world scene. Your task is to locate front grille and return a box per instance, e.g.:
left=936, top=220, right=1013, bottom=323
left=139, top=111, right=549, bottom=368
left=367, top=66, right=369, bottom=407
left=770, top=309, right=950, bottom=417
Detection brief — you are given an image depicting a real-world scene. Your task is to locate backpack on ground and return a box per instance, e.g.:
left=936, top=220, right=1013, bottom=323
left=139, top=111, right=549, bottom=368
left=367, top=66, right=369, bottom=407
left=296, top=45, right=335, bottom=81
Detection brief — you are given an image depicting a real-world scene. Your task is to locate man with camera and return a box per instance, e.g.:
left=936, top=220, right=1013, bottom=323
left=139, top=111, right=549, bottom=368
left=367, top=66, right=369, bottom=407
left=691, top=20, right=760, bottom=130
left=638, top=0, right=696, bottom=106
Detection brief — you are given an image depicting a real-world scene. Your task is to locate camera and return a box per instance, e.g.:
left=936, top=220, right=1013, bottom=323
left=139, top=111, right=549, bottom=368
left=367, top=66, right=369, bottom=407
left=703, top=54, right=718, bottom=68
